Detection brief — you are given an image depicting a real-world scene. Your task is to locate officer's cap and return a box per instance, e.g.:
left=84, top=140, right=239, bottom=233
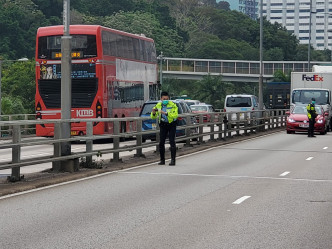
left=312, top=98, right=315, bottom=101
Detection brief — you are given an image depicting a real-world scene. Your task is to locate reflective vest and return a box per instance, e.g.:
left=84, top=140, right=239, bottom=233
left=151, top=101, right=178, bottom=123
left=306, top=103, right=316, bottom=119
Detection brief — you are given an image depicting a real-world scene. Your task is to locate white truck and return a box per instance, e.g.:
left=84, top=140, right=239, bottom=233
left=291, top=69, right=332, bottom=130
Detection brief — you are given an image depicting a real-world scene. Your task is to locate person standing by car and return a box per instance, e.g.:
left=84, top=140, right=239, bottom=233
left=307, top=98, right=317, bottom=137
left=151, top=92, right=178, bottom=166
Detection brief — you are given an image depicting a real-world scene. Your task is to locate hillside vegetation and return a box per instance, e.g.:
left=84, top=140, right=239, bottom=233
left=0, top=0, right=329, bottom=112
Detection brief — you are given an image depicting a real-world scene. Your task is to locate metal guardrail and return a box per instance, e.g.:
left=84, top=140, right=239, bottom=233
left=0, top=114, right=36, bottom=137
left=0, top=110, right=287, bottom=181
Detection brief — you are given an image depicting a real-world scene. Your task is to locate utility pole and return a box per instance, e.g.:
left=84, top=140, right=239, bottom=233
left=158, top=52, right=163, bottom=85
left=308, top=0, right=313, bottom=70
left=60, top=0, right=73, bottom=171
left=258, top=0, right=264, bottom=110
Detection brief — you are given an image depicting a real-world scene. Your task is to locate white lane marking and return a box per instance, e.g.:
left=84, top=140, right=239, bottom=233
left=0, top=131, right=296, bottom=200
left=280, top=171, right=290, bottom=177
left=120, top=171, right=332, bottom=183
left=323, top=147, right=328, bottom=150
left=306, top=157, right=314, bottom=161
left=233, top=196, right=251, bottom=205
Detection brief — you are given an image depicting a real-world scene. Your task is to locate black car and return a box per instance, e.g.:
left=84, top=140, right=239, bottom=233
left=139, top=100, right=197, bottom=142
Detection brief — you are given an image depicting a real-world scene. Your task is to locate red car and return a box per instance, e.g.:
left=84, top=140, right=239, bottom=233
left=190, top=104, right=215, bottom=123
left=286, top=104, right=328, bottom=135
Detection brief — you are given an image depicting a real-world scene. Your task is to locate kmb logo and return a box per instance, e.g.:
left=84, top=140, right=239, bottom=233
left=302, top=74, right=324, bottom=81
left=76, top=110, right=94, bottom=117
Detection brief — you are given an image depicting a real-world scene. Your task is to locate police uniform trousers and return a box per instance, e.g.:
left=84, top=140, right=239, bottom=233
left=159, top=121, right=176, bottom=161
left=308, top=118, right=315, bottom=137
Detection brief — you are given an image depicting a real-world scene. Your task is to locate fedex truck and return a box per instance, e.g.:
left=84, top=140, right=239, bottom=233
left=291, top=71, right=332, bottom=130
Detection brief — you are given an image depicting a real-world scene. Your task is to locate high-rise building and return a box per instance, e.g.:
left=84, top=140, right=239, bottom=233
left=218, top=0, right=259, bottom=19
left=262, top=0, right=332, bottom=50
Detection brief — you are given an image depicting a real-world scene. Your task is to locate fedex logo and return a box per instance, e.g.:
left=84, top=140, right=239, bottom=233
left=76, top=110, right=94, bottom=117
left=302, top=74, right=323, bottom=81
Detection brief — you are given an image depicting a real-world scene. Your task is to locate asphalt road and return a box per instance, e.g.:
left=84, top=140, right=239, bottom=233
left=1, top=131, right=331, bottom=249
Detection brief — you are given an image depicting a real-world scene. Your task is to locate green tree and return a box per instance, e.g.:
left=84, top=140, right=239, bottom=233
left=1, top=96, right=25, bottom=115
left=264, top=47, right=284, bottom=61
left=1, top=60, right=35, bottom=113
left=272, top=70, right=291, bottom=82
left=103, top=11, right=184, bottom=56
left=187, top=36, right=258, bottom=60
left=0, top=0, right=49, bottom=59
left=192, top=74, right=232, bottom=108
left=216, top=1, right=230, bottom=11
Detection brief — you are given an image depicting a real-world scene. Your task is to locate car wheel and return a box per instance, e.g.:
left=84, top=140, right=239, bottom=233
left=286, top=130, right=292, bottom=134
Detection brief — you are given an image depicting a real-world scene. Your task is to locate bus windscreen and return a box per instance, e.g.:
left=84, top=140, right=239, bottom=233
left=38, top=35, right=97, bottom=60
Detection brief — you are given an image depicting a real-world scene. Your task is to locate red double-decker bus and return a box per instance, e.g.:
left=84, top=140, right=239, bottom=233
left=35, top=25, right=158, bottom=136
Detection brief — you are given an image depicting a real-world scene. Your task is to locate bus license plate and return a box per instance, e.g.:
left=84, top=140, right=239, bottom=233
left=71, top=131, right=78, bottom=135
left=152, top=123, right=156, bottom=129
left=299, top=124, right=309, bottom=128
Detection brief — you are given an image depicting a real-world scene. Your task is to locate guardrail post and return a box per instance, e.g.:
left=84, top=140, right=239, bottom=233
left=244, top=112, right=248, bottom=135
left=217, top=113, right=223, bottom=140
left=53, top=123, right=61, bottom=172
left=209, top=118, right=215, bottom=141
left=11, top=125, right=22, bottom=181
left=199, top=114, right=204, bottom=143
left=250, top=112, right=254, bottom=133
left=236, top=112, right=240, bottom=136
left=86, top=121, right=93, bottom=165
left=135, top=119, right=145, bottom=157
left=9, top=115, right=13, bottom=136
left=23, top=114, right=28, bottom=135
left=227, top=113, right=232, bottom=138
left=185, top=115, right=191, bottom=146
left=223, top=114, right=228, bottom=140
left=261, top=110, right=266, bottom=132
left=268, top=110, right=272, bottom=130
left=112, top=120, right=122, bottom=162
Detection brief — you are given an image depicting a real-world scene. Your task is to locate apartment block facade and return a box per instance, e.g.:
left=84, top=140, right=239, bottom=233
left=262, top=0, right=332, bottom=50
left=220, top=0, right=259, bottom=19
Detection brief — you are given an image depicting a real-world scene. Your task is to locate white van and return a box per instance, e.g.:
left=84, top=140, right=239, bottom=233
left=224, top=94, right=259, bottom=122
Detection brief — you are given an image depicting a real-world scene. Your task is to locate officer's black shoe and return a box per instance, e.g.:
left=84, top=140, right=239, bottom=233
left=312, top=135, right=316, bottom=137
left=169, top=160, right=176, bottom=166
left=158, top=160, right=165, bottom=165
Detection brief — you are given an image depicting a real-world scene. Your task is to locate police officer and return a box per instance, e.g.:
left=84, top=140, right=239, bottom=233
left=307, top=98, right=317, bottom=137
left=151, top=92, right=178, bottom=166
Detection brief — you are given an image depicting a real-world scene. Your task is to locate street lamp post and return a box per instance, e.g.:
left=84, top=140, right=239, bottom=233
left=58, top=0, right=73, bottom=172
left=308, top=0, right=313, bottom=70
left=258, top=0, right=263, bottom=110
left=157, top=51, right=163, bottom=86
left=0, top=58, right=29, bottom=137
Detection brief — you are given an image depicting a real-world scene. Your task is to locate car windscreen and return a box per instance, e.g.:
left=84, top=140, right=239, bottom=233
left=140, top=103, right=157, bottom=115
left=226, top=97, right=252, bottom=107
left=315, top=107, right=322, bottom=114
left=292, top=106, right=307, bottom=114
left=292, top=106, right=322, bottom=115
left=191, top=106, right=208, bottom=111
